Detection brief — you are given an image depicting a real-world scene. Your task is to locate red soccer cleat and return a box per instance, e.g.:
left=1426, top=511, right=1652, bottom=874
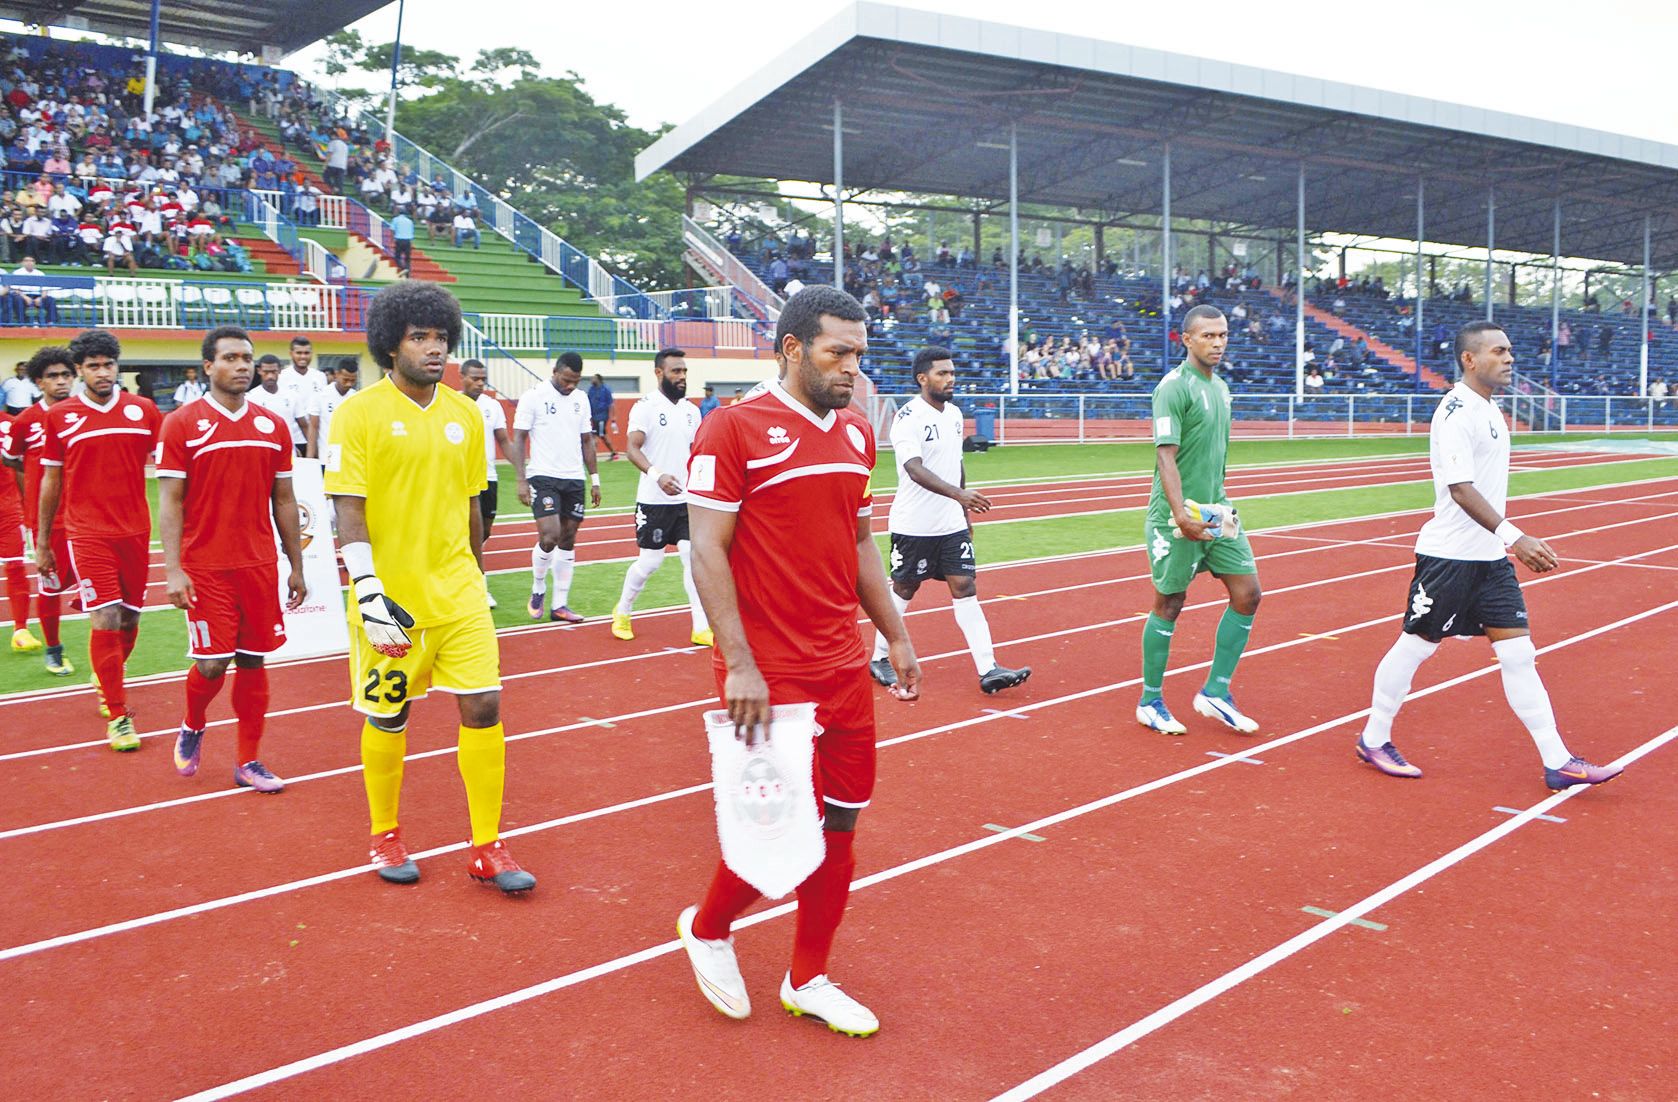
left=370, top=828, right=420, bottom=884
left=468, top=839, right=536, bottom=894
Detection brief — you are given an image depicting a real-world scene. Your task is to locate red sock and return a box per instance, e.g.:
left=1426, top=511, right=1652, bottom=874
left=89, top=629, right=128, bottom=716
left=37, top=593, right=60, bottom=647
left=5, top=561, right=28, bottom=632
left=691, top=858, right=762, bottom=941
left=790, top=829, right=857, bottom=987
left=182, top=665, right=225, bottom=731
left=119, top=625, right=138, bottom=660
left=231, top=666, right=269, bottom=764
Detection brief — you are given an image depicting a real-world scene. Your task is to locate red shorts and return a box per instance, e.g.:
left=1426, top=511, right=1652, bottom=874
left=714, top=662, right=877, bottom=810
left=184, top=562, right=285, bottom=659
left=66, top=533, right=150, bottom=612
left=33, top=526, right=76, bottom=598
left=0, top=512, right=23, bottom=563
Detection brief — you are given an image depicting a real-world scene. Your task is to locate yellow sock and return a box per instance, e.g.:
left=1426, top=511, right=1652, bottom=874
left=456, top=723, right=506, bottom=847
left=361, top=721, right=407, bottom=835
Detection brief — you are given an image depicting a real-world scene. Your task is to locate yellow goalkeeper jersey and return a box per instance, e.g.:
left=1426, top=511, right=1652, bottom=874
left=324, top=377, right=488, bottom=627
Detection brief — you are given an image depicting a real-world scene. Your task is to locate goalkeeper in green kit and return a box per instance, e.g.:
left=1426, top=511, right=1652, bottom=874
left=1136, top=304, right=1263, bottom=735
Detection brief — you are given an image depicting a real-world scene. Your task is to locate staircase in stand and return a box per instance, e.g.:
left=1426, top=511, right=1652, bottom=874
left=237, top=235, right=301, bottom=277
left=1268, top=288, right=1448, bottom=389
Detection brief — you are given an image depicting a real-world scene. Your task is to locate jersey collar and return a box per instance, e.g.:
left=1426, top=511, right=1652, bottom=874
left=204, top=394, right=249, bottom=421
left=768, top=376, right=835, bottom=432
left=74, top=390, right=121, bottom=414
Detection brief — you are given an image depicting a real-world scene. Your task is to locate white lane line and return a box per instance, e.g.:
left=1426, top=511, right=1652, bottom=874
left=166, top=601, right=1678, bottom=1102
left=987, top=724, right=1678, bottom=1102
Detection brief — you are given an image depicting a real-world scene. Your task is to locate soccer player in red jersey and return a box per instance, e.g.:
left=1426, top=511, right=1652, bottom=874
left=36, top=330, right=162, bottom=750
left=1, top=347, right=78, bottom=676
left=1, top=403, right=39, bottom=657
left=675, top=286, right=921, bottom=1037
left=158, top=327, right=306, bottom=792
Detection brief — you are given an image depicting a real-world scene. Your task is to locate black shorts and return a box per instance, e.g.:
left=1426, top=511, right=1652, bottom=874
left=1402, top=554, right=1529, bottom=642
left=593, top=417, right=611, bottom=440
left=529, top=476, right=585, bottom=521
left=889, top=531, right=976, bottom=585
left=478, top=483, right=498, bottom=527
left=634, top=502, right=689, bottom=549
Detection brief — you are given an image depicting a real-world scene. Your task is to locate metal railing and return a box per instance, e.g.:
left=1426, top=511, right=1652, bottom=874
left=459, top=316, right=543, bottom=398
left=861, top=391, right=1678, bottom=444
left=682, top=214, right=783, bottom=322
left=299, top=237, right=348, bottom=285
left=242, top=191, right=300, bottom=262
left=460, top=310, right=777, bottom=361
left=1, top=273, right=371, bottom=331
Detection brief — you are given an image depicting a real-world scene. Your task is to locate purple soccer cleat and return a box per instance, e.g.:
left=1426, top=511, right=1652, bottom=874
left=1544, top=756, right=1623, bottom=791
left=234, top=760, right=285, bottom=794
left=173, top=726, right=205, bottom=777
left=1356, top=741, right=1423, bottom=778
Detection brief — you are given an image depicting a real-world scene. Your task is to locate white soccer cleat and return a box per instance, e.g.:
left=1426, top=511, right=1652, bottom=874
left=1193, top=691, right=1260, bottom=734
left=676, top=905, right=750, bottom=1020
left=1135, top=699, right=1187, bottom=735
left=780, top=972, right=879, bottom=1037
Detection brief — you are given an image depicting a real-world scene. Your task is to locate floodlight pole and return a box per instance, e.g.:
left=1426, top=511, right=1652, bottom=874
left=142, top=0, right=160, bottom=120
left=385, top=0, right=405, bottom=143
left=1550, top=200, right=1561, bottom=392
left=1294, top=162, right=1305, bottom=399
left=833, top=99, right=844, bottom=291
left=1008, top=123, right=1019, bottom=396
left=1640, top=213, right=1651, bottom=397
left=1161, top=142, right=1171, bottom=375
left=1414, top=179, right=1425, bottom=392
left=1485, top=187, right=1495, bottom=322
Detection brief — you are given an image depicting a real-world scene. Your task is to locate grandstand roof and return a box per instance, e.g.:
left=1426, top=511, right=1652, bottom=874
left=636, top=2, right=1678, bottom=268
left=11, top=0, right=387, bottom=56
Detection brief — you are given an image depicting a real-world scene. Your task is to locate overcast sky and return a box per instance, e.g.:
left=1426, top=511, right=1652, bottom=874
left=290, top=0, right=1678, bottom=144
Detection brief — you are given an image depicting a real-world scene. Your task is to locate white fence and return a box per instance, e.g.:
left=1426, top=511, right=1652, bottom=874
left=458, top=317, right=543, bottom=398
left=34, top=276, right=354, bottom=331
left=474, top=313, right=547, bottom=351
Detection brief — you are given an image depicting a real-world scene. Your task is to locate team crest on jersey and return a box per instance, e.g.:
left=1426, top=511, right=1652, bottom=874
left=196, top=419, right=211, bottom=431
left=390, top=420, right=407, bottom=436
left=767, top=425, right=789, bottom=445
left=123, top=404, right=143, bottom=421
left=845, top=423, right=867, bottom=454
left=444, top=421, right=465, bottom=445
left=254, top=415, right=274, bottom=434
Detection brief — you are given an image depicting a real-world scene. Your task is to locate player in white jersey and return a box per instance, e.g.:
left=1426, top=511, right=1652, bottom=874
left=512, top=351, right=599, bottom=623
left=458, top=358, right=521, bottom=609
left=246, top=355, right=301, bottom=432
left=869, top=347, right=1030, bottom=695
left=274, top=336, right=325, bottom=455
left=305, top=360, right=359, bottom=458
left=1355, top=321, right=1622, bottom=790
left=609, top=348, right=712, bottom=647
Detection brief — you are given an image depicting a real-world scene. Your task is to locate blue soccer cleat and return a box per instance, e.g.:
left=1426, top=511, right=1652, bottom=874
left=1193, top=691, right=1260, bottom=734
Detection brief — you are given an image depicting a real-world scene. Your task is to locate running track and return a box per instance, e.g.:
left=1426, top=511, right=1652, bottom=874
left=1, top=466, right=1674, bottom=1099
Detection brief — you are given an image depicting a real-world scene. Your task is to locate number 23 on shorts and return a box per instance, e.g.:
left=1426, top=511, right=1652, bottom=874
left=363, top=668, right=409, bottom=705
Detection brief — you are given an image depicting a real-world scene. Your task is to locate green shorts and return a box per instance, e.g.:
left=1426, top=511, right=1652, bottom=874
left=1144, top=520, right=1257, bottom=594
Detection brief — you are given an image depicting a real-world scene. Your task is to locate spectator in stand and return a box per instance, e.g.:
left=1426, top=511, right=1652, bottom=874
left=453, top=208, right=480, bottom=249
left=1304, top=365, right=1325, bottom=391
left=1557, top=320, right=1571, bottom=361
left=324, top=129, right=348, bottom=190
left=1646, top=377, right=1667, bottom=400
left=1597, top=323, right=1613, bottom=356
left=699, top=384, right=719, bottom=419
left=3, top=361, right=38, bottom=412
left=427, top=194, right=453, bottom=241
left=4, top=256, right=59, bottom=324
left=390, top=207, right=414, bottom=276
left=293, top=184, right=320, bottom=226
left=1667, top=296, right=1677, bottom=328
left=18, top=207, right=51, bottom=259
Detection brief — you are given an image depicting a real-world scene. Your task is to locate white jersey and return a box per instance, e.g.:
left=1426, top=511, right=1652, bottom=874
left=628, top=389, right=702, bottom=504
left=475, top=392, right=507, bottom=481
left=1415, top=382, right=1511, bottom=562
left=887, top=395, right=967, bottom=536
left=275, top=367, right=327, bottom=444
left=247, top=385, right=301, bottom=440
left=514, top=381, right=591, bottom=479
left=310, top=384, right=356, bottom=454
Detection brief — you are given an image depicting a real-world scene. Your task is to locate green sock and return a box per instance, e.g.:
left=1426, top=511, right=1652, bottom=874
left=1202, top=608, right=1257, bottom=697
left=1140, top=613, right=1176, bottom=702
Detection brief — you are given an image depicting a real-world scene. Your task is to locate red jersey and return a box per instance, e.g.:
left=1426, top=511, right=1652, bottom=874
left=3, top=401, right=49, bottom=529
left=41, top=390, right=161, bottom=540
left=0, top=409, right=21, bottom=521
left=686, top=379, right=875, bottom=675
left=157, top=397, right=292, bottom=569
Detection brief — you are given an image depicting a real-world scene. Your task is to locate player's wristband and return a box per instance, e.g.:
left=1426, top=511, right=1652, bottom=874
left=590, top=473, right=601, bottom=487
left=1494, top=521, right=1524, bottom=547
left=647, top=466, right=663, bottom=483
left=341, top=540, right=375, bottom=580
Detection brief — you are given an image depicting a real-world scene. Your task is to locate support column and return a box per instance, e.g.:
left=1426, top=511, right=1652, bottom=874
left=1641, top=213, right=1652, bottom=396
left=386, top=0, right=406, bottom=141
left=143, top=0, right=161, bottom=120
left=1550, top=200, right=1561, bottom=391
left=1415, top=179, right=1425, bottom=390
left=1162, top=142, right=1172, bottom=373
left=832, top=99, right=844, bottom=291
left=1009, top=123, right=1019, bottom=396
left=1485, top=187, right=1495, bottom=322
left=1094, top=223, right=1105, bottom=271
left=1295, top=162, right=1305, bottom=397
left=971, top=210, right=981, bottom=264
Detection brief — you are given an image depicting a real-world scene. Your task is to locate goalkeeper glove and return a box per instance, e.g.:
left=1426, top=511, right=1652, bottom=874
left=353, top=576, right=415, bottom=658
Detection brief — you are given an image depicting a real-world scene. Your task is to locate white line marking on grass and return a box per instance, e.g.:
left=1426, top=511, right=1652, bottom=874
left=987, top=723, right=1678, bottom=1101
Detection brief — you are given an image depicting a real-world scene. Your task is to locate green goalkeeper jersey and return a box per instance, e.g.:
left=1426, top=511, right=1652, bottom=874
left=1147, top=361, right=1233, bottom=523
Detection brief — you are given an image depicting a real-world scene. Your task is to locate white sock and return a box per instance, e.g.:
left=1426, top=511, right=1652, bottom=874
left=1360, top=632, right=1438, bottom=748
left=951, top=595, right=996, bottom=675
left=531, top=544, right=554, bottom=596
left=617, top=548, right=664, bottom=615
left=874, top=591, right=911, bottom=661
left=676, top=541, right=708, bottom=632
left=551, top=549, right=577, bottom=608
left=1492, top=636, right=1571, bottom=769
